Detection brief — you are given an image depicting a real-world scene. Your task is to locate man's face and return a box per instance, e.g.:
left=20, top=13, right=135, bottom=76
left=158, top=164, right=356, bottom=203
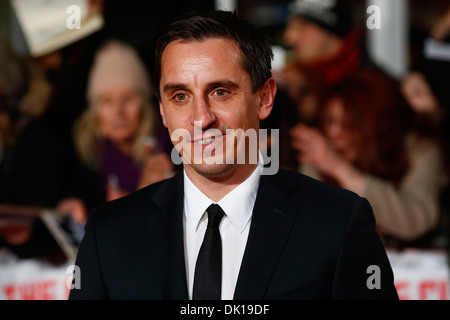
left=159, top=38, right=275, bottom=179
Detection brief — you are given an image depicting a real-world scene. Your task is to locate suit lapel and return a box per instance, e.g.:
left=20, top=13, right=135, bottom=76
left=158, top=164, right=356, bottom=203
left=142, top=170, right=302, bottom=300
left=144, top=172, right=188, bottom=299
left=233, top=171, right=302, bottom=299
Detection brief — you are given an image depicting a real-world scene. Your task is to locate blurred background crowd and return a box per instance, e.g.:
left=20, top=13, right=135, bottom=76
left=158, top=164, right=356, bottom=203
left=1, top=0, right=450, bottom=276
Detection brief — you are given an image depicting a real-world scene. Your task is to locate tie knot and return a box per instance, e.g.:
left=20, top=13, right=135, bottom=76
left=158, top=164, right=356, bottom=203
left=206, top=204, right=224, bottom=228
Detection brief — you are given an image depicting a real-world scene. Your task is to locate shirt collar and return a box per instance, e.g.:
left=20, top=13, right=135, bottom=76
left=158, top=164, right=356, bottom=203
left=183, top=154, right=263, bottom=234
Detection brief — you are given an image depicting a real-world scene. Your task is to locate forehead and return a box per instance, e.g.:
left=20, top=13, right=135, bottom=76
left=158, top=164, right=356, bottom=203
left=160, top=38, right=246, bottom=84
left=163, top=37, right=241, bottom=60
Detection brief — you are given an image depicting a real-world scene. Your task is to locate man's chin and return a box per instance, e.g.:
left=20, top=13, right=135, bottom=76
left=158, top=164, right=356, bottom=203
left=189, top=162, right=236, bottom=179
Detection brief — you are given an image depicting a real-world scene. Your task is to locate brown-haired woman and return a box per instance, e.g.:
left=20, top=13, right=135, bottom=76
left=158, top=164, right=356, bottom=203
left=290, top=70, right=446, bottom=242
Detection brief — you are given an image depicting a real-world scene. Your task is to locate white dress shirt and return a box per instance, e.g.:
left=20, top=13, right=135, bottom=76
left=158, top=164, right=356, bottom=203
left=183, top=159, right=263, bottom=300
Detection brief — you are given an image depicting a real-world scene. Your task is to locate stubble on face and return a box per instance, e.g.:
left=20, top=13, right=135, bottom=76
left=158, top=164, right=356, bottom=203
left=160, top=38, right=261, bottom=181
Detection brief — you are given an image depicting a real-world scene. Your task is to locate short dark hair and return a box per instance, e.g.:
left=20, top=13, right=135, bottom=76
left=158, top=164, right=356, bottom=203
left=154, top=10, right=274, bottom=101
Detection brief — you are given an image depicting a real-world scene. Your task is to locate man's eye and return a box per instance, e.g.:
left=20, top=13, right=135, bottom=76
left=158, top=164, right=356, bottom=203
left=214, top=89, right=228, bottom=97
left=174, top=94, right=187, bottom=101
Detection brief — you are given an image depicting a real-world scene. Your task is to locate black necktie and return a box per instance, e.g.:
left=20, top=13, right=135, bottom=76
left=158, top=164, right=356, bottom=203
left=193, top=204, right=225, bottom=300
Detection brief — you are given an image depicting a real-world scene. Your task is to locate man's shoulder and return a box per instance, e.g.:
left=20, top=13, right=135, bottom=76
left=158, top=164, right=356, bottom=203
left=272, top=169, right=359, bottom=202
left=87, top=172, right=182, bottom=225
left=269, top=169, right=364, bottom=221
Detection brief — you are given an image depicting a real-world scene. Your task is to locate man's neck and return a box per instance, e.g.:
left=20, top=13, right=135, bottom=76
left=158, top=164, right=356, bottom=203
left=184, top=163, right=258, bottom=202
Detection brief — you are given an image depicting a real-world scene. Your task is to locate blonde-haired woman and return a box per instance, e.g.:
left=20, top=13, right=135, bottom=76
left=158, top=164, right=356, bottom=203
left=58, top=40, right=174, bottom=224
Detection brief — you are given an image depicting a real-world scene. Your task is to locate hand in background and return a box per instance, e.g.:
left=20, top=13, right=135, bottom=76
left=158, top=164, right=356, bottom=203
left=290, top=124, right=343, bottom=176
left=56, top=197, right=88, bottom=224
left=431, top=5, right=450, bottom=41
left=290, top=123, right=366, bottom=194
left=401, top=72, right=440, bottom=114
left=137, top=142, right=175, bottom=189
left=105, top=180, right=130, bottom=202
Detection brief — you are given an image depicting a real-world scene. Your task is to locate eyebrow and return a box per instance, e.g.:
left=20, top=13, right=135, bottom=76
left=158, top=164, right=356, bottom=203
left=207, top=80, right=240, bottom=90
left=162, top=80, right=240, bottom=94
left=163, top=83, right=188, bottom=93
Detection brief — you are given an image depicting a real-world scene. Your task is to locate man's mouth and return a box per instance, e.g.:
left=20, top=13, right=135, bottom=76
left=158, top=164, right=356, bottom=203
left=192, top=132, right=224, bottom=145
left=197, top=136, right=216, bottom=145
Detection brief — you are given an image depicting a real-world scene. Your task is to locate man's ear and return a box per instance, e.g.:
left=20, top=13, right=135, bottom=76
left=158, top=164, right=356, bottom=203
left=159, top=101, right=168, bottom=127
left=258, top=78, right=277, bottom=121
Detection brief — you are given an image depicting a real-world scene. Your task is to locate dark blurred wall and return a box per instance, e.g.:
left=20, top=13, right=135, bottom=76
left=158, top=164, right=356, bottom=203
left=101, top=0, right=215, bottom=75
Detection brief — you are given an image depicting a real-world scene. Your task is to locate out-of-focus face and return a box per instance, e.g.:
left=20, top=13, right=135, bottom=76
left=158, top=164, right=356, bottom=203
left=96, top=87, right=142, bottom=145
left=321, top=97, right=360, bottom=163
left=158, top=38, right=275, bottom=179
left=283, top=16, right=334, bottom=63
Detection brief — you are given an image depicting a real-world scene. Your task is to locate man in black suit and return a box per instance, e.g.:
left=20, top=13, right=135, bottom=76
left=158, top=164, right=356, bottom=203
left=69, top=11, right=398, bottom=300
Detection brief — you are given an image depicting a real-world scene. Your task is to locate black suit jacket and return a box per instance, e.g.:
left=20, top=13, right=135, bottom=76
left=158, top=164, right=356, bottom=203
left=69, top=169, right=398, bottom=300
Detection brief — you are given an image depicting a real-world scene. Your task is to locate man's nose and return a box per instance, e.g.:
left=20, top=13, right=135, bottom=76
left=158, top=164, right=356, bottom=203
left=192, top=97, right=216, bottom=129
